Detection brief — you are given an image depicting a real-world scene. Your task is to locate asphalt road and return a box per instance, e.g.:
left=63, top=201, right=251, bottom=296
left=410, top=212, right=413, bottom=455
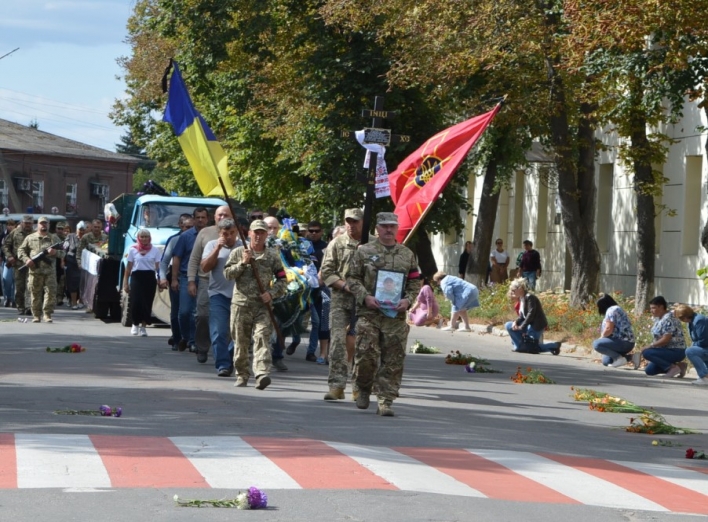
left=1, top=305, right=707, bottom=521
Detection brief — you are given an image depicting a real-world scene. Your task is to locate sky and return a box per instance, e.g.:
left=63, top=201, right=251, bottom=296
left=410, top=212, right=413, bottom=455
left=0, top=1, right=134, bottom=152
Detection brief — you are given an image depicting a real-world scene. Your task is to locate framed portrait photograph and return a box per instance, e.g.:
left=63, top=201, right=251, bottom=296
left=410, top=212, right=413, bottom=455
left=374, top=269, right=406, bottom=306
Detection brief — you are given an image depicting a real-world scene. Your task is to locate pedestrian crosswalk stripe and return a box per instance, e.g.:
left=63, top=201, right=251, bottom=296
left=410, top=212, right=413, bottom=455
left=396, top=447, right=575, bottom=504
left=16, top=434, right=111, bottom=489
left=1, top=433, right=707, bottom=516
left=469, top=450, right=668, bottom=512
left=243, top=437, right=397, bottom=490
left=326, top=443, right=484, bottom=497
left=170, top=436, right=301, bottom=489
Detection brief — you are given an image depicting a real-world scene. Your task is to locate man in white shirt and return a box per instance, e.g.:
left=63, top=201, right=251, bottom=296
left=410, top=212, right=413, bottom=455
left=200, top=218, right=242, bottom=377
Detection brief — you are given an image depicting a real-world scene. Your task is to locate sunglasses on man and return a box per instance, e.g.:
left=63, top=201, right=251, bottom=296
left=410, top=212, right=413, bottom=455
left=249, top=214, right=264, bottom=220
left=308, top=229, right=322, bottom=234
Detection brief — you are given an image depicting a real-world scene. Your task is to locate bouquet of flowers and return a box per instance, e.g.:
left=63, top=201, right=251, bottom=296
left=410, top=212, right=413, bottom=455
left=625, top=412, right=694, bottom=435
left=686, top=448, right=707, bottom=459
left=409, top=340, right=440, bottom=354
left=174, top=487, right=268, bottom=509
left=46, top=343, right=85, bottom=353
left=571, top=388, right=645, bottom=413
left=511, top=366, right=555, bottom=384
left=55, top=405, right=122, bottom=417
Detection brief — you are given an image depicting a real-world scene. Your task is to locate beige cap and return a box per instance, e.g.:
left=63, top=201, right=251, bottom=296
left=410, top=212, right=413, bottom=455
left=249, top=219, right=268, bottom=232
left=376, top=212, right=398, bottom=225
left=38, top=216, right=50, bottom=224
left=344, top=208, right=363, bottom=221
left=22, top=214, right=33, bottom=223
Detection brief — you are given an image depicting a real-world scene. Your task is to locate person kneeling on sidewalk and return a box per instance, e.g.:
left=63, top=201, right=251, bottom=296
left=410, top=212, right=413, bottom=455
left=504, top=277, right=562, bottom=355
left=592, top=294, right=637, bottom=368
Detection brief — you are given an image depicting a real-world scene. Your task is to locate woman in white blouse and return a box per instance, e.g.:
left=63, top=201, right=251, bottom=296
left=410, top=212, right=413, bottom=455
left=489, top=238, right=509, bottom=284
left=122, top=229, right=161, bottom=336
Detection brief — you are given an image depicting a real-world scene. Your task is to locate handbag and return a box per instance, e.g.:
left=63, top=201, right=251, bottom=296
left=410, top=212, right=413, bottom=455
left=517, top=333, right=540, bottom=354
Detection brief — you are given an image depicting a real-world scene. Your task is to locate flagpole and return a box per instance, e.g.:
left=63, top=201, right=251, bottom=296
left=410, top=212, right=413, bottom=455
left=215, top=176, right=285, bottom=350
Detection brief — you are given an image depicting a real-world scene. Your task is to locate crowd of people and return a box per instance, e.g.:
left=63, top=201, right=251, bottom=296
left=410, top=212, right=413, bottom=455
left=3, top=207, right=707, bottom=410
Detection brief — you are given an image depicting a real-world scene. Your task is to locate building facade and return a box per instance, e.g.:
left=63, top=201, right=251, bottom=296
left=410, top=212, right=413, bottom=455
left=0, top=119, right=139, bottom=225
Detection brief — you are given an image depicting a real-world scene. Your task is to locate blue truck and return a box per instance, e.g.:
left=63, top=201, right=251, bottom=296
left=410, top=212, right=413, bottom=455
left=91, top=193, right=229, bottom=324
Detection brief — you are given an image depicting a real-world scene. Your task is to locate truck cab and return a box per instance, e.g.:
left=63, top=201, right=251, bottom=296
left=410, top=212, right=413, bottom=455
left=91, top=193, right=229, bottom=323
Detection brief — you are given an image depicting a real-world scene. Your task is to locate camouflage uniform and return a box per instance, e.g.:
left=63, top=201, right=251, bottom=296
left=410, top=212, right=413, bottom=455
left=77, top=232, right=108, bottom=268
left=321, top=218, right=360, bottom=393
left=2, top=220, right=34, bottom=312
left=347, top=215, right=421, bottom=411
left=18, top=230, right=66, bottom=320
left=224, top=236, right=287, bottom=383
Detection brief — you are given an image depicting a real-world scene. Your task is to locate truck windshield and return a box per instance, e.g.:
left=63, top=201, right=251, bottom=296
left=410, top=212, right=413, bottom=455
left=138, top=203, right=219, bottom=228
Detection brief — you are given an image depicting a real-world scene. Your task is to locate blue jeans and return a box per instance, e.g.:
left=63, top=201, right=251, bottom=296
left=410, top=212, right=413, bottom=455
left=522, top=271, right=537, bottom=290
left=209, top=293, right=234, bottom=372
left=593, top=337, right=635, bottom=366
left=504, top=321, right=558, bottom=353
left=685, top=346, right=708, bottom=379
left=178, top=274, right=196, bottom=346
left=307, top=304, right=320, bottom=356
left=642, top=347, right=686, bottom=375
left=168, top=286, right=181, bottom=343
left=2, top=264, right=14, bottom=304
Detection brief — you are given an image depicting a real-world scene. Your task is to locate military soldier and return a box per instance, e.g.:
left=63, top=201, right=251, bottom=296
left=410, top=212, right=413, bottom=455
left=321, top=208, right=363, bottom=401
left=346, top=212, right=421, bottom=417
left=223, top=219, right=287, bottom=390
left=77, top=219, right=108, bottom=267
left=2, top=215, right=35, bottom=314
left=18, top=216, right=65, bottom=322
left=54, top=221, right=68, bottom=305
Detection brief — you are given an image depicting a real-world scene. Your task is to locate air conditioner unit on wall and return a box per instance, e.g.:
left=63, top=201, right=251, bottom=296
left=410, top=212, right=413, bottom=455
left=90, top=183, right=108, bottom=197
left=14, top=177, right=31, bottom=192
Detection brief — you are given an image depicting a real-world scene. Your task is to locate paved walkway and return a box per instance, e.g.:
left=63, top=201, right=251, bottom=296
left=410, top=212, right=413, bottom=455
left=1, top=434, right=707, bottom=515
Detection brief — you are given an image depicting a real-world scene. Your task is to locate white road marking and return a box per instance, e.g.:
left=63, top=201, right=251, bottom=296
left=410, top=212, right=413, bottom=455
left=326, top=442, right=485, bottom=497
left=170, top=436, right=301, bottom=489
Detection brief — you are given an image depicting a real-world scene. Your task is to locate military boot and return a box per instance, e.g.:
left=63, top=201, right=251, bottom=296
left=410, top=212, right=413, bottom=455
left=376, top=400, right=394, bottom=417
left=324, top=388, right=345, bottom=401
left=356, top=393, right=370, bottom=410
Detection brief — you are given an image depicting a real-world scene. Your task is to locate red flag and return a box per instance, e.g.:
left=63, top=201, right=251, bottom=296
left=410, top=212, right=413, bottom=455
left=390, top=104, right=502, bottom=243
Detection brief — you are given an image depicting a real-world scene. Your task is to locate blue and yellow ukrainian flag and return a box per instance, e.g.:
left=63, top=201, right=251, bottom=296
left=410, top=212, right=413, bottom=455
left=162, top=62, right=235, bottom=197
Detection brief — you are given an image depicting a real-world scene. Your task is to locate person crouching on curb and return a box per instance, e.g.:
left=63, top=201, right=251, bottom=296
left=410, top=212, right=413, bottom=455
left=636, top=296, right=687, bottom=378
left=432, top=272, right=478, bottom=332
left=223, top=219, right=287, bottom=390
left=592, top=294, right=637, bottom=368
left=675, top=304, right=708, bottom=386
left=504, top=277, right=562, bottom=355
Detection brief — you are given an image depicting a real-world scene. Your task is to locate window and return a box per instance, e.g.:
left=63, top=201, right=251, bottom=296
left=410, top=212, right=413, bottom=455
left=66, top=183, right=77, bottom=214
left=31, top=180, right=44, bottom=213
left=596, top=164, right=614, bottom=253
left=683, top=156, right=702, bottom=255
left=0, top=179, right=7, bottom=208
left=512, top=170, right=525, bottom=249
left=536, top=172, right=549, bottom=248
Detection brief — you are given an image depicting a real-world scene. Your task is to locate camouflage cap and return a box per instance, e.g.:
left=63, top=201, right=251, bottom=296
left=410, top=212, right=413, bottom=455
left=22, top=214, right=33, bottom=223
left=376, top=212, right=398, bottom=225
left=344, top=208, right=363, bottom=221
left=38, top=216, right=50, bottom=224
left=56, top=221, right=68, bottom=228
left=249, top=219, right=268, bottom=232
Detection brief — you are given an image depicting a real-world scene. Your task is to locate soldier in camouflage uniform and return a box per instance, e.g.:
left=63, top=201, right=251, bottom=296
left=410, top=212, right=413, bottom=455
left=18, top=216, right=66, bottom=322
left=54, top=221, right=68, bottom=305
left=223, top=219, right=287, bottom=390
left=77, top=219, right=108, bottom=268
left=346, top=212, right=421, bottom=417
left=2, top=215, right=35, bottom=314
left=321, top=208, right=363, bottom=401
